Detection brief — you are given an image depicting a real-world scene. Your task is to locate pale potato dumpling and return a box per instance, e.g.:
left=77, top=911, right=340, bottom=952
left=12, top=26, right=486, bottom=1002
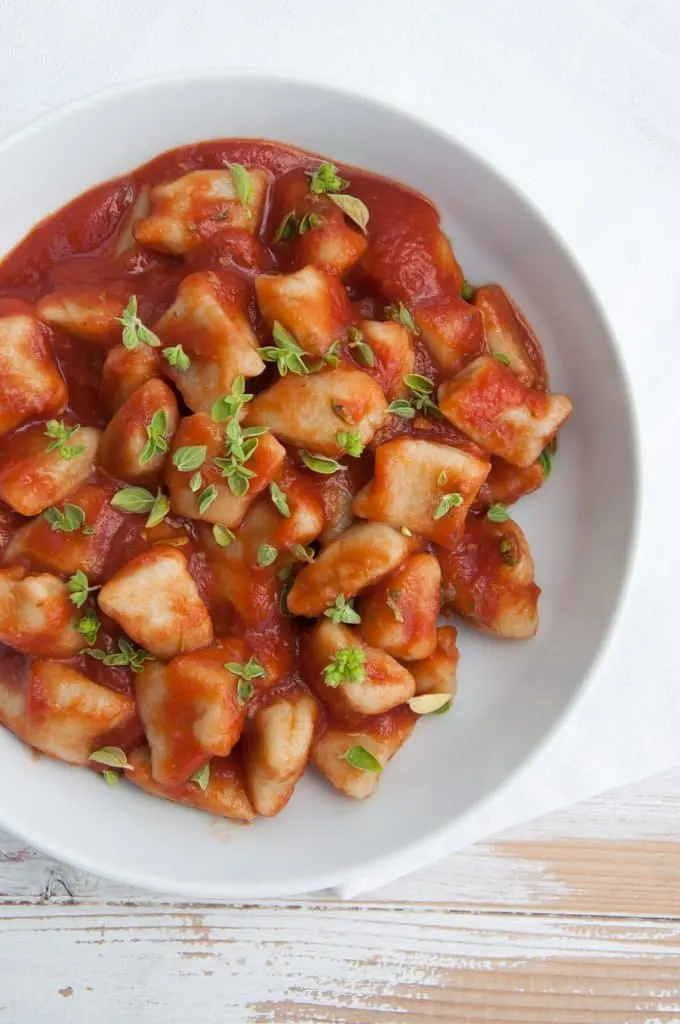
left=303, top=620, right=415, bottom=717
left=0, top=566, right=82, bottom=658
left=358, top=319, right=414, bottom=400
left=0, top=660, right=135, bottom=766
left=4, top=482, right=124, bottom=582
left=311, top=709, right=415, bottom=800
left=0, top=422, right=99, bottom=516
left=255, top=265, right=353, bottom=356
left=101, top=345, right=161, bottom=412
left=243, top=687, right=319, bottom=816
left=476, top=455, right=546, bottom=508
left=0, top=311, right=67, bottom=438
left=136, top=639, right=249, bottom=786
left=98, top=378, right=179, bottom=485
left=413, top=293, right=486, bottom=375
left=201, top=478, right=324, bottom=625
left=245, top=367, right=387, bottom=457
left=286, top=522, right=410, bottom=618
left=127, top=746, right=255, bottom=822
left=166, top=413, right=286, bottom=528
left=98, top=545, right=213, bottom=659
left=294, top=206, right=368, bottom=276
left=155, top=271, right=265, bottom=414
left=409, top=625, right=459, bottom=696
left=134, top=168, right=268, bottom=254
left=357, top=553, right=441, bottom=661
left=438, top=516, right=540, bottom=639
left=36, top=287, right=127, bottom=346
left=352, top=437, right=489, bottom=547
left=438, top=356, right=572, bottom=468
left=474, top=285, right=540, bottom=387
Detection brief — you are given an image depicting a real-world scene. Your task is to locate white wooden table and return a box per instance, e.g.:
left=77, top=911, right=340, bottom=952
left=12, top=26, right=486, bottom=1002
left=3, top=770, right=680, bottom=1022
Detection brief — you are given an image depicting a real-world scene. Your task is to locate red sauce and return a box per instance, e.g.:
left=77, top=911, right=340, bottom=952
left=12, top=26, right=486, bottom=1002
left=0, top=138, right=551, bottom=804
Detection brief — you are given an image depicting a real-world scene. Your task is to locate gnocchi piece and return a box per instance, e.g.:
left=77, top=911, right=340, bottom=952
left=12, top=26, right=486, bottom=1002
left=245, top=367, right=388, bottom=456
left=0, top=421, right=100, bottom=516
left=155, top=272, right=265, bottom=414
left=243, top=687, right=319, bottom=816
left=413, top=294, right=486, bottom=375
left=97, top=378, right=179, bottom=485
left=134, top=168, right=268, bottom=254
left=409, top=625, right=459, bottom=696
left=0, top=660, right=135, bottom=766
left=476, top=455, right=546, bottom=508
left=360, top=215, right=465, bottom=301
left=438, top=356, right=572, bottom=468
left=101, top=344, right=161, bottom=412
left=127, top=746, right=255, bottom=822
left=255, top=265, right=353, bottom=356
left=0, top=310, right=67, bottom=438
left=357, top=553, right=441, bottom=661
left=438, top=516, right=540, bottom=639
left=202, top=477, right=324, bottom=624
left=4, top=482, right=124, bottom=582
left=98, top=545, right=213, bottom=659
left=136, top=639, right=249, bottom=786
left=0, top=566, right=82, bottom=658
left=286, top=522, right=410, bottom=618
left=36, top=287, right=127, bottom=346
left=356, top=319, right=415, bottom=400
left=311, top=708, right=415, bottom=800
left=303, top=620, right=415, bottom=717
left=293, top=205, right=368, bottom=276
left=166, top=414, right=286, bottom=528
left=474, top=285, right=541, bottom=387
left=352, top=438, right=489, bottom=547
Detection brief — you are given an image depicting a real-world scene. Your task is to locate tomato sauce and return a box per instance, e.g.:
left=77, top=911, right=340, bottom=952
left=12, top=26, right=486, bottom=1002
left=0, top=138, right=550, bottom=797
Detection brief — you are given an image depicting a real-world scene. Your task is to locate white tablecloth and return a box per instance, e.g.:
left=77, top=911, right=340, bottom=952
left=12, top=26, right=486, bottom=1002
left=1, top=0, right=679, bottom=894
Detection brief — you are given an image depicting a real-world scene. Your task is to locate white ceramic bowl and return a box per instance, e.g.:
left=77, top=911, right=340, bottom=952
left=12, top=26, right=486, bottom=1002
left=0, top=73, right=638, bottom=897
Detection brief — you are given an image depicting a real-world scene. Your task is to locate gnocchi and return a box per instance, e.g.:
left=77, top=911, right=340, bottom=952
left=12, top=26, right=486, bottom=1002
left=0, top=139, right=571, bottom=823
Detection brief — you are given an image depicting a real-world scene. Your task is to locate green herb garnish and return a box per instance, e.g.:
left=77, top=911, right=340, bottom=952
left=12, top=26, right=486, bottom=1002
left=66, top=570, right=99, bottom=609
left=433, top=492, right=464, bottom=520
left=269, top=481, right=291, bottom=518
left=323, top=646, right=366, bottom=687
left=211, top=376, right=254, bottom=421
left=341, top=745, right=382, bottom=773
left=44, top=420, right=84, bottom=461
left=258, top=321, right=310, bottom=377
left=324, top=595, right=361, bottom=625
left=162, top=344, right=191, bottom=371
left=139, top=409, right=170, bottom=466
left=116, top=296, right=160, bottom=350
left=306, top=162, right=349, bottom=195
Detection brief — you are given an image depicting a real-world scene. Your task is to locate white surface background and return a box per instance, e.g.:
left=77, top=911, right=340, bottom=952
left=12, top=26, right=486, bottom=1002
left=0, top=0, right=679, bottom=890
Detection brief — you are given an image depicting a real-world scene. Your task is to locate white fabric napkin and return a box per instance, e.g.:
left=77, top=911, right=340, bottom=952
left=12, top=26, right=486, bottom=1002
left=1, top=0, right=679, bottom=897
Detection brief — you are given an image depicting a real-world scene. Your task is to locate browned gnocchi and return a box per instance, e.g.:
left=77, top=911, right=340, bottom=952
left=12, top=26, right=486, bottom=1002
left=0, top=139, right=571, bottom=820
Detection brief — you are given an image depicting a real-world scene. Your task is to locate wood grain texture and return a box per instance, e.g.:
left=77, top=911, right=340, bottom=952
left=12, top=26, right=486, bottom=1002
left=3, top=769, right=680, bottom=1022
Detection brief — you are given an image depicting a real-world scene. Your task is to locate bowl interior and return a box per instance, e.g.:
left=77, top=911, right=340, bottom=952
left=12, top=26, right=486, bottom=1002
left=0, top=75, right=637, bottom=897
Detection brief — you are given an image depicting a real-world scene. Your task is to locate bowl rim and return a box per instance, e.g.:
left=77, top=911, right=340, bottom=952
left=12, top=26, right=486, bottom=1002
left=0, top=69, right=643, bottom=897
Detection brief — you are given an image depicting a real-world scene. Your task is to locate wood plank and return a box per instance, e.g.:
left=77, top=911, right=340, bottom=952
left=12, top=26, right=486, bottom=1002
left=3, top=769, right=680, bottom=914
left=2, top=904, right=680, bottom=1022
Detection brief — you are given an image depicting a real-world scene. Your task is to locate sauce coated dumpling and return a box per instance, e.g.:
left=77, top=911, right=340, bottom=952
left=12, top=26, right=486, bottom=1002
left=0, top=308, right=67, bottom=438
left=438, top=516, right=540, bottom=639
left=98, top=546, right=214, bottom=660
left=155, top=271, right=265, bottom=414
left=135, top=168, right=268, bottom=254
left=0, top=660, right=135, bottom=766
left=438, top=356, right=571, bottom=468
